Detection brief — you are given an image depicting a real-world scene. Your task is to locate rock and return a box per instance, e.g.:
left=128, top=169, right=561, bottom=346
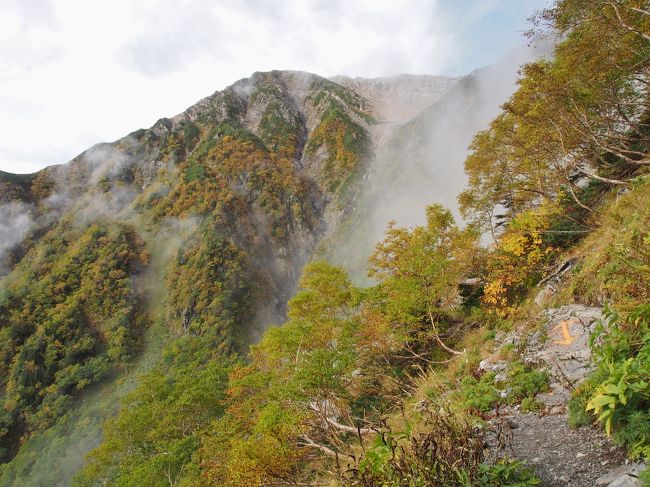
left=479, top=358, right=507, bottom=372
left=522, top=305, right=604, bottom=411
left=530, top=306, right=602, bottom=386
left=607, top=475, right=642, bottom=487
left=549, top=405, right=565, bottom=415
left=595, top=463, right=646, bottom=486
left=535, top=284, right=556, bottom=305
left=488, top=413, right=628, bottom=487
left=482, top=304, right=643, bottom=487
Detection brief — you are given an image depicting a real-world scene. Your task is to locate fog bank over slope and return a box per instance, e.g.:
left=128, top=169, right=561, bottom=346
left=322, top=45, right=547, bottom=281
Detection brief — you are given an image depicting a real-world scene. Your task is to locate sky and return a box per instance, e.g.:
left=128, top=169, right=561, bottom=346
left=0, top=0, right=549, bottom=174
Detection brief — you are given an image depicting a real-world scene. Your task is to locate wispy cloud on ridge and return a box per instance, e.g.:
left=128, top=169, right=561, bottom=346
left=0, top=0, right=549, bottom=174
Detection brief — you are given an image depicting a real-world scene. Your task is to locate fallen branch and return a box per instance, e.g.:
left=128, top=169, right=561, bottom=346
left=309, top=405, right=373, bottom=435
left=298, top=435, right=338, bottom=457
left=538, top=257, right=578, bottom=287
left=428, top=312, right=463, bottom=356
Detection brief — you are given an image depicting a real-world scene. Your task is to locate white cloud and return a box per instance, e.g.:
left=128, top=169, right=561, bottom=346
left=0, top=0, right=548, bottom=174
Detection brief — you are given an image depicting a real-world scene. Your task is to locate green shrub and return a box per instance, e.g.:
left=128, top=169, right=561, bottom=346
left=568, top=385, right=594, bottom=428
left=458, top=362, right=549, bottom=414
left=520, top=397, right=543, bottom=414
left=346, top=410, right=540, bottom=487
left=460, top=372, right=500, bottom=412
left=613, top=411, right=650, bottom=460
left=478, top=458, right=540, bottom=486
left=585, top=305, right=650, bottom=458
left=505, top=362, right=549, bottom=405
left=640, top=465, right=650, bottom=487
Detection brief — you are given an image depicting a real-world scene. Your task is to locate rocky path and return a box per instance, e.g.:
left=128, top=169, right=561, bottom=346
left=483, top=305, right=646, bottom=487
left=500, top=413, right=629, bottom=486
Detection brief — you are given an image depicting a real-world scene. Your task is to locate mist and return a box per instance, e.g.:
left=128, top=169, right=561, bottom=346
left=324, top=45, right=548, bottom=282
left=0, top=201, right=34, bottom=273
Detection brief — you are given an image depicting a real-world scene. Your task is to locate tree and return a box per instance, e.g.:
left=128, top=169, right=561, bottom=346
left=461, top=0, right=650, bottom=231
left=368, top=205, right=481, bottom=357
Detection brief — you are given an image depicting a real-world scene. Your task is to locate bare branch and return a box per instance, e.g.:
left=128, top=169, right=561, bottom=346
left=565, top=178, right=594, bottom=212
left=578, top=167, right=629, bottom=185
left=428, top=312, right=463, bottom=356
left=298, top=435, right=338, bottom=457
left=629, top=7, right=650, bottom=17
left=309, top=405, right=373, bottom=435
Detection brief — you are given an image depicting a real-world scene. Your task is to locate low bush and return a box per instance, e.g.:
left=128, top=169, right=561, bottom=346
left=505, top=362, right=549, bottom=405
left=478, top=458, right=540, bottom=487
left=584, top=305, right=650, bottom=459
left=344, top=410, right=540, bottom=487
left=460, top=373, right=500, bottom=413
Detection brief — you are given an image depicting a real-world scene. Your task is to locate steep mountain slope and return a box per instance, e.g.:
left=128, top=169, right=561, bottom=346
left=0, top=70, right=376, bottom=478
left=332, top=74, right=458, bottom=125
left=0, top=50, right=540, bottom=484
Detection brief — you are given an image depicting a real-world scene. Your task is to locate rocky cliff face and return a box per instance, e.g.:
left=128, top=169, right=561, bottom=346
left=331, top=74, right=458, bottom=124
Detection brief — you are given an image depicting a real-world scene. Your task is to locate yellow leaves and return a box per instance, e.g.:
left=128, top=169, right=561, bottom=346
left=482, top=207, right=559, bottom=316
left=24, top=360, right=39, bottom=373
left=501, top=233, right=529, bottom=257
left=483, top=280, right=506, bottom=304
left=482, top=279, right=513, bottom=317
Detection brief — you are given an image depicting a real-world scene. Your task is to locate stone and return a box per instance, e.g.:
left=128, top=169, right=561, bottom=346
left=595, top=463, right=646, bottom=485
left=524, top=305, right=603, bottom=391
left=535, top=284, right=556, bottom=305
left=607, top=475, right=642, bottom=487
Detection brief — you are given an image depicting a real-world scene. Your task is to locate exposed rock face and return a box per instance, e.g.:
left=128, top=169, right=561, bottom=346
left=331, top=74, right=458, bottom=124
left=525, top=305, right=603, bottom=412
left=596, top=463, right=646, bottom=487
left=481, top=305, right=604, bottom=414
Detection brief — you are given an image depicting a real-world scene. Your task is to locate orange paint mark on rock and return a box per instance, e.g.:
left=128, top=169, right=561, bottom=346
left=552, top=320, right=576, bottom=346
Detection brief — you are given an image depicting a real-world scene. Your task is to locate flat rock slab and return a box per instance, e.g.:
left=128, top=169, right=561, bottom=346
left=521, top=305, right=603, bottom=412
left=497, top=413, right=628, bottom=487
left=526, top=305, right=603, bottom=386
left=596, top=463, right=646, bottom=486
